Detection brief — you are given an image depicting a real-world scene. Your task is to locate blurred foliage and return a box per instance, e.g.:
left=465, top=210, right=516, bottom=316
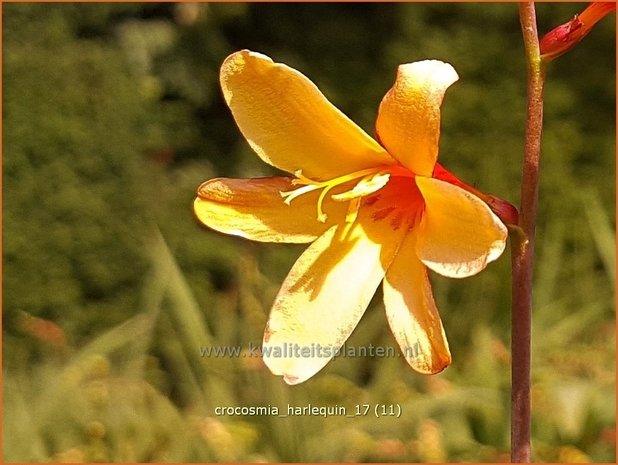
left=3, top=2, right=615, bottom=462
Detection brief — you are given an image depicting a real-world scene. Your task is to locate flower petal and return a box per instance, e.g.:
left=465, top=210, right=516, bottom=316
left=262, top=201, right=406, bottom=384
left=194, top=177, right=348, bottom=243
left=383, top=231, right=451, bottom=374
left=221, top=50, right=394, bottom=180
left=415, top=176, right=508, bottom=278
left=376, top=60, right=458, bottom=176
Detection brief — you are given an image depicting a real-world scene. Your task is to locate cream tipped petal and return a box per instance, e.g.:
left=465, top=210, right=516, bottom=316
left=194, top=177, right=347, bottom=243
left=415, top=177, right=508, bottom=278
left=383, top=231, right=451, bottom=374
left=221, top=50, right=394, bottom=181
left=376, top=60, right=458, bottom=176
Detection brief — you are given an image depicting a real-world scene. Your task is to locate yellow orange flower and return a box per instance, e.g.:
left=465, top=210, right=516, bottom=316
left=195, top=50, right=508, bottom=384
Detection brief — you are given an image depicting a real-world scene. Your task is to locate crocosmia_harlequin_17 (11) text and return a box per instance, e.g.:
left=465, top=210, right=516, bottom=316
left=195, top=50, right=515, bottom=385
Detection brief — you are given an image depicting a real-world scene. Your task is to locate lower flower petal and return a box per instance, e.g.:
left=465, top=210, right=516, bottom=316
left=263, top=205, right=405, bottom=384
left=415, top=176, right=508, bottom=278
left=383, top=230, right=451, bottom=374
left=194, top=177, right=347, bottom=243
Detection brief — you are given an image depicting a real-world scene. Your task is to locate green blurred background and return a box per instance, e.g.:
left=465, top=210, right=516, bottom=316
left=3, top=3, right=615, bottom=462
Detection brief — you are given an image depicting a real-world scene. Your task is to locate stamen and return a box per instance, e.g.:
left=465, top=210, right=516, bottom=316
left=280, top=183, right=320, bottom=205
left=331, top=172, right=390, bottom=202
left=316, top=187, right=331, bottom=223
left=290, top=170, right=315, bottom=186
left=281, top=165, right=399, bottom=223
left=345, top=197, right=362, bottom=223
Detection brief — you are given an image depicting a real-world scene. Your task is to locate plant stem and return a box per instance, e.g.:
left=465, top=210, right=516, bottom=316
left=512, top=3, right=545, bottom=462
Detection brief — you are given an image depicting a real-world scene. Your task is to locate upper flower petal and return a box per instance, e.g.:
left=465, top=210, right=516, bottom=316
left=221, top=50, right=394, bottom=180
left=376, top=60, right=458, bottom=176
left=262, top=198, right=407, bottom=385
left=194, top=177, right=347, bottom=243
left=415, top=177, right=508, bottom=278
left=383, top=231, right=451, bottom=374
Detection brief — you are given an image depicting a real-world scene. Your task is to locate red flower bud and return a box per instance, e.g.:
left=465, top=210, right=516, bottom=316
left=540, top=2, right=616, bottom=61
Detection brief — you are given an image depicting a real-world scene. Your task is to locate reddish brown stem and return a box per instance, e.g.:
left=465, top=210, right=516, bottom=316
left=512, top=3, right=545, bottom=462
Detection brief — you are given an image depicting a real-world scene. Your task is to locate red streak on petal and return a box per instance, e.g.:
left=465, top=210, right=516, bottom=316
left=365, top=176, right=424, bottom=230
left=372, top=206, right=397, bottom=221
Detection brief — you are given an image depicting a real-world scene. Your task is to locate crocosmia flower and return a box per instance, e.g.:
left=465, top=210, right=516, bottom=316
left=195, top=50, right=509, bottom=385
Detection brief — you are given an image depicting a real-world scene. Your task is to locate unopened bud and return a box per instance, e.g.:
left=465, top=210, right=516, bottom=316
left=540, top=2, right=615, bottom=61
